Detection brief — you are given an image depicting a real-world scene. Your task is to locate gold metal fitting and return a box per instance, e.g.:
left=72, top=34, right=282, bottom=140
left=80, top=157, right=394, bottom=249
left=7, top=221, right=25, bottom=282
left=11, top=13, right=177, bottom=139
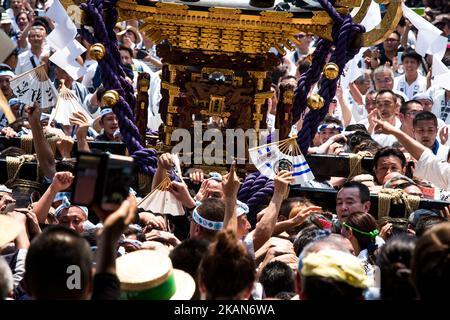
left=323, top=63, right=339, bottom=80
left=307, top=93, right=325, bottom=110
left=89, top=43, right=106, bottom=61
left=102, top=90, right=120, bottom=106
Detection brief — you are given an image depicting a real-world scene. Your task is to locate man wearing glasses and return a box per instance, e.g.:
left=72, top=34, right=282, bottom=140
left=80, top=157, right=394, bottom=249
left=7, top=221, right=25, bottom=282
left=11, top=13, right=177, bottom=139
left=284, top=32, right=314, bottom=76
left=371, top=31, right=401, bottom=68
left=373, top=65, right=408, bottom=101
left=398, top=100, right=423, bottom=138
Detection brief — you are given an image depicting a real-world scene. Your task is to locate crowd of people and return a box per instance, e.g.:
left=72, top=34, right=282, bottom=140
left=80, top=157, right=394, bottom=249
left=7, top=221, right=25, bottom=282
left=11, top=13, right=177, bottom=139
left=0, top=0, right=450, bottom=301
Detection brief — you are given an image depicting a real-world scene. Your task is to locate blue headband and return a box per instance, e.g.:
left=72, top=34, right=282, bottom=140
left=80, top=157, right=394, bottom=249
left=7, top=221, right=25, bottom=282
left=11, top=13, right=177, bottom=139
left=54, top=196, right=89, bottom=219
left=236, top=200, right=249, bottom=217
left=192, top=207, right=223, bottom=231
left=192, top=199, right=248, bottom=230
left=53, top=192, right=72, bottom=203
left=317, top=124, right=343, bottom=133
left=100, top=108, right=113, bottom=118
left=208, top=172, right=222, bottom=182
left=0, top=70, right=14, bottom=78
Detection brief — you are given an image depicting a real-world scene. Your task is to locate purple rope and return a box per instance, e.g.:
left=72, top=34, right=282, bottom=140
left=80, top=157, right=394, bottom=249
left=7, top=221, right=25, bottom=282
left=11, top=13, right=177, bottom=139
left=292, top=39, right=332, bottom=123
left=237, top=171, right=274, bottom=213
left=237, top=171, right=259, bottom=203
left=247, top=177, right=274, bottom=212
left=80, top=0, right=158, bottom=176
left=293, top=0, right=365, bottom=154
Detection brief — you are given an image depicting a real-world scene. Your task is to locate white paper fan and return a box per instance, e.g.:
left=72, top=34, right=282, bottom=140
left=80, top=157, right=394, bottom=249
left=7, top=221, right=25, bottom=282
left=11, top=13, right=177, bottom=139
left=137, top=176, right=185, bottom=216
left=49, top=80, right=93, bottom=126
left=10, top=64, right=58, bottom=108
left=249, top=136, right=314, bottom=185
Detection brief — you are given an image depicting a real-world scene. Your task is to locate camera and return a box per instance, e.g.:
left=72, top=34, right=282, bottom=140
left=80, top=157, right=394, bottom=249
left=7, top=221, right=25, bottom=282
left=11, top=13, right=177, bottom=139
left=71, top=152, right=136, bottom=212
left=135, top=48, right=149, bottom=60
left=34, top=9, right=45, bottom=17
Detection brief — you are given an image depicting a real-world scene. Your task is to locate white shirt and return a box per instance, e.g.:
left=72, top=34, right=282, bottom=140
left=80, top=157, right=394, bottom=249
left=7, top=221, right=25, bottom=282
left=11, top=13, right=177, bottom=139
left=344, top=89, right=367, bottom=123
left=359, top=117, right=402, bottom=147
left=435, top=141, right=450, bottom=162
left=429, top=87, right=450, bottom=124
left=284, top=46, right=315, bottom=76
left=415, top=148, right=450, bottom=191
left=393, top=74, right=427, bottom=100
left=147, top=69, right=163, bottom=131
left=81, top=60, right=98, bottom=90
left=14, top=49, right=48, bottom=76
left=6, top=8, right=19, bottom=33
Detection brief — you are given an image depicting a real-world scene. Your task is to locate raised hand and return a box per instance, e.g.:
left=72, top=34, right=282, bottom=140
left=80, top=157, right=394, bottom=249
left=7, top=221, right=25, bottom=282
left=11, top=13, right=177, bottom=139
left=373, top=118, right=398, bottom=135
left=168, top=181, right=196, bottom=209
left=189, top=168, right=204, bottom=184
left=1, top=127, right=17, bottom=139
left=50, top=171, right=74, bottom=192
left=273, top=170, right=294, bottom=197
left=158, top=153, right=173, bottom=171
left=289, top=205, right=323, bottom=227
left=69, top=111, right=90, bottom=141
left=100, top=195, right=137, bottom=242
left=56, top=136, right=75, bottom=159
left=439, top=126, right=449, bottom=146
left=25, top=102, right=41, bottom=125
left=222, top=161, right=240, bottom=199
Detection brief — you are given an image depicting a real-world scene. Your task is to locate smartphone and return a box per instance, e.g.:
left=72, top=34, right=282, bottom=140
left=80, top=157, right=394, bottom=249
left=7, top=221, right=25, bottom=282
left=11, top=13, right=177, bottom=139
left=397, top=51, right=403, bottom=64
left=72, top=153, right=101, bottom=207
left=72, top=152, right=135, bottom=212
left=34, top=9, right=45, bottom=17
left=135, top=48, right=148, bottom=60
left=100, top=154, right=135, bottom=211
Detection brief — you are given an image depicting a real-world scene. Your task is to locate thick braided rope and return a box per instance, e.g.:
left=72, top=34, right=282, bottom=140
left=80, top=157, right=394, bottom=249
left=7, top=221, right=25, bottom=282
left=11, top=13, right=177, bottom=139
left=292, top=39, right=332, bottom=123
left=5, top=155, right=36, bottom=187
left=378, top=189, right=421, bottom=219
left=247, top=177, right=275, bottom=212
left=291, top=0, right=340, bottom=123
left=347, top=151, right=373, bottom=180
left=296, top=1, right=365, bottom=154
left=237, top=171, right=260, bottom=203
left=80, top=0, right=158, bottom=176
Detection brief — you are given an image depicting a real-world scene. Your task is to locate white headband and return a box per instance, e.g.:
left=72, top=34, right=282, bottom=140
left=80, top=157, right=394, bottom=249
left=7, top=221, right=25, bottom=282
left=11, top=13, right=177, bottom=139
left=54, top=197, right=89, bottom=219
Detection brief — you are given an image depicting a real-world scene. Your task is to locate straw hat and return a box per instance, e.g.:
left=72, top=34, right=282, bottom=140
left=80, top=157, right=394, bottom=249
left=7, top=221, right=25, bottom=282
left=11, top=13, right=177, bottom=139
left=116, top=250, right=196, bottom=300
left=117, top=25, right=142, bottom=45
left=0, top=215, right=21, bottom=247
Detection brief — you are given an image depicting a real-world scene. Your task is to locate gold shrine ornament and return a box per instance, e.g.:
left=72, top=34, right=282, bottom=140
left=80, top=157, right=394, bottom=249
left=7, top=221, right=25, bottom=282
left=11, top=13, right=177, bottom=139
left=102, top=90, right=120, bottom=107
left=90, top=43, right=106, bottom=61
left=307, top=93, right=325, bottom=110
left=323, top=63, right=339, bottom=80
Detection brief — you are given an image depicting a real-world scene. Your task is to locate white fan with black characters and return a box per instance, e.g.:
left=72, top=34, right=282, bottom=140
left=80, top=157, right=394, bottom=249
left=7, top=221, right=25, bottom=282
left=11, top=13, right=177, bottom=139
left=249, top=136, right=314, bottom=185
left=10, top=64, right=58, bottom=108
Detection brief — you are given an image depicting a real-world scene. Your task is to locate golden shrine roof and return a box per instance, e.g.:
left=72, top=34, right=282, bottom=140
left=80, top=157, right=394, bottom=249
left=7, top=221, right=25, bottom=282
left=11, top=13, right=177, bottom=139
left=114, top=0, right=402, bottom=54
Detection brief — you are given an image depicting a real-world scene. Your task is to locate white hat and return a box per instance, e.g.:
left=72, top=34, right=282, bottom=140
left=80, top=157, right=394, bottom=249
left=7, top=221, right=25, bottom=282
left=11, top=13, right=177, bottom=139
left=236, top=200, right=249, bottom=217
left=0, top=184, right=12, bottom=194
left=116, top=250, right=196, bottom=300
